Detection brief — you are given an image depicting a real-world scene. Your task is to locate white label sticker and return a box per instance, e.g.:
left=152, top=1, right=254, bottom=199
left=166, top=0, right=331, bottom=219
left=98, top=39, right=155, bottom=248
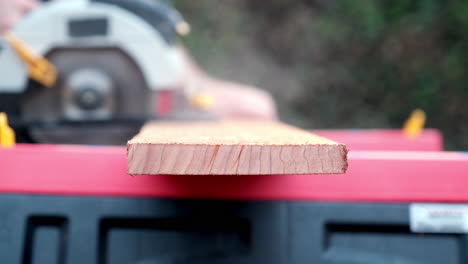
left=410, top=204, right=468, bottom=233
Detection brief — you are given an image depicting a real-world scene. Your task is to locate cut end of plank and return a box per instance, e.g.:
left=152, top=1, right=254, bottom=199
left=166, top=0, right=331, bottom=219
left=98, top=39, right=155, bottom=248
left=127, top=120, right=348, bottom=175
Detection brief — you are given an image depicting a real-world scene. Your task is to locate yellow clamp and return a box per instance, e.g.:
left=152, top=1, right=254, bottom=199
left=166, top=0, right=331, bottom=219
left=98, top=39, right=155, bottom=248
left=403, top=109, right=426, bottom=139
left=190, top=92, right=215, bottom=110
left=4, top=31, right=57, bottom=88
left=0, top=113, right=15, bottom=148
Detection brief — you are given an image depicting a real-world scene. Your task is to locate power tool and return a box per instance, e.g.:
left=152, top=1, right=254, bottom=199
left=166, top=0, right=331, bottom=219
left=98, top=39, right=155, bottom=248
left=0, top=0, right=197, bottom=145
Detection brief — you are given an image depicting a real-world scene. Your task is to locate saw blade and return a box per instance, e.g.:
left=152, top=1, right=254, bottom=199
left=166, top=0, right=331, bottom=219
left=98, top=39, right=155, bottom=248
left=21, top=47, right=154, bottom=145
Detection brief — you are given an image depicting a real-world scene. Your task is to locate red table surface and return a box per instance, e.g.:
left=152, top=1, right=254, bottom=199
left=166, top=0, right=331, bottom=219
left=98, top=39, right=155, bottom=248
left=312, top=129, right=443, bottom=151
left=1, top=144, right=467, bottom=202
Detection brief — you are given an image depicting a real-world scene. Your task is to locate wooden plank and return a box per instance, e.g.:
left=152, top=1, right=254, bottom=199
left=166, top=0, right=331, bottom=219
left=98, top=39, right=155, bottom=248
left=127, top=120, right=348, bottom=175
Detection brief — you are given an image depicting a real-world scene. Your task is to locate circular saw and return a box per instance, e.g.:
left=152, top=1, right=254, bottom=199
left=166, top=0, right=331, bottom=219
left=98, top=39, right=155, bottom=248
left=0, top=0, right=190, bottom=145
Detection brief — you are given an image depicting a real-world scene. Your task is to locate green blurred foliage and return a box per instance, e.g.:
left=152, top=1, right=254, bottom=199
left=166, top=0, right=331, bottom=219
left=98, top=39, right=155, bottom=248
left=174, top=0, right=468, bottom=150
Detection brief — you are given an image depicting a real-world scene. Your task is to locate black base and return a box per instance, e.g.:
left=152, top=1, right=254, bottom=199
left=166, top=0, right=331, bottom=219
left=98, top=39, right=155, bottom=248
left=0, top=194, right=465, bottom=264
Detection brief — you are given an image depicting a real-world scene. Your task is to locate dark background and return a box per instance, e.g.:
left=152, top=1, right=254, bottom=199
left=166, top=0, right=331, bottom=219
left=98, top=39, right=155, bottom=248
left=173, top=0, right=468, bottom=150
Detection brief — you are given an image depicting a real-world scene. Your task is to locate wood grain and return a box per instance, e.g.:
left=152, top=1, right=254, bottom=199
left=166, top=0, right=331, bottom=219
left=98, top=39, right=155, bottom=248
left=127, top=120, right=348, bottom=175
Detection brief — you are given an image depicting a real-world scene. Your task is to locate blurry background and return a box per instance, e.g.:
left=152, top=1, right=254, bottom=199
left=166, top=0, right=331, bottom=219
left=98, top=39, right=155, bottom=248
left=173, top=0, right=468, bottom=150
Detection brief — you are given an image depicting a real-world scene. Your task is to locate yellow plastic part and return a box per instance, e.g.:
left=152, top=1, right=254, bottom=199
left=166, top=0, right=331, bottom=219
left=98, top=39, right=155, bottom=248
left=403, top=109, right=426, bottom=139
left=4, top=31, right=57, bottom=88
left=190, top=93, right=215, bottom=110
left=0, top=113, right=15, bottom=148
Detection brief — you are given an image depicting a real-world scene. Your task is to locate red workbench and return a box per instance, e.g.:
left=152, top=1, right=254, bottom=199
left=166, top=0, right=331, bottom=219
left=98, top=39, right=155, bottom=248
left=0, top=144, right=467, bottom=202
left=313, top=129, right=443, bottom=151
